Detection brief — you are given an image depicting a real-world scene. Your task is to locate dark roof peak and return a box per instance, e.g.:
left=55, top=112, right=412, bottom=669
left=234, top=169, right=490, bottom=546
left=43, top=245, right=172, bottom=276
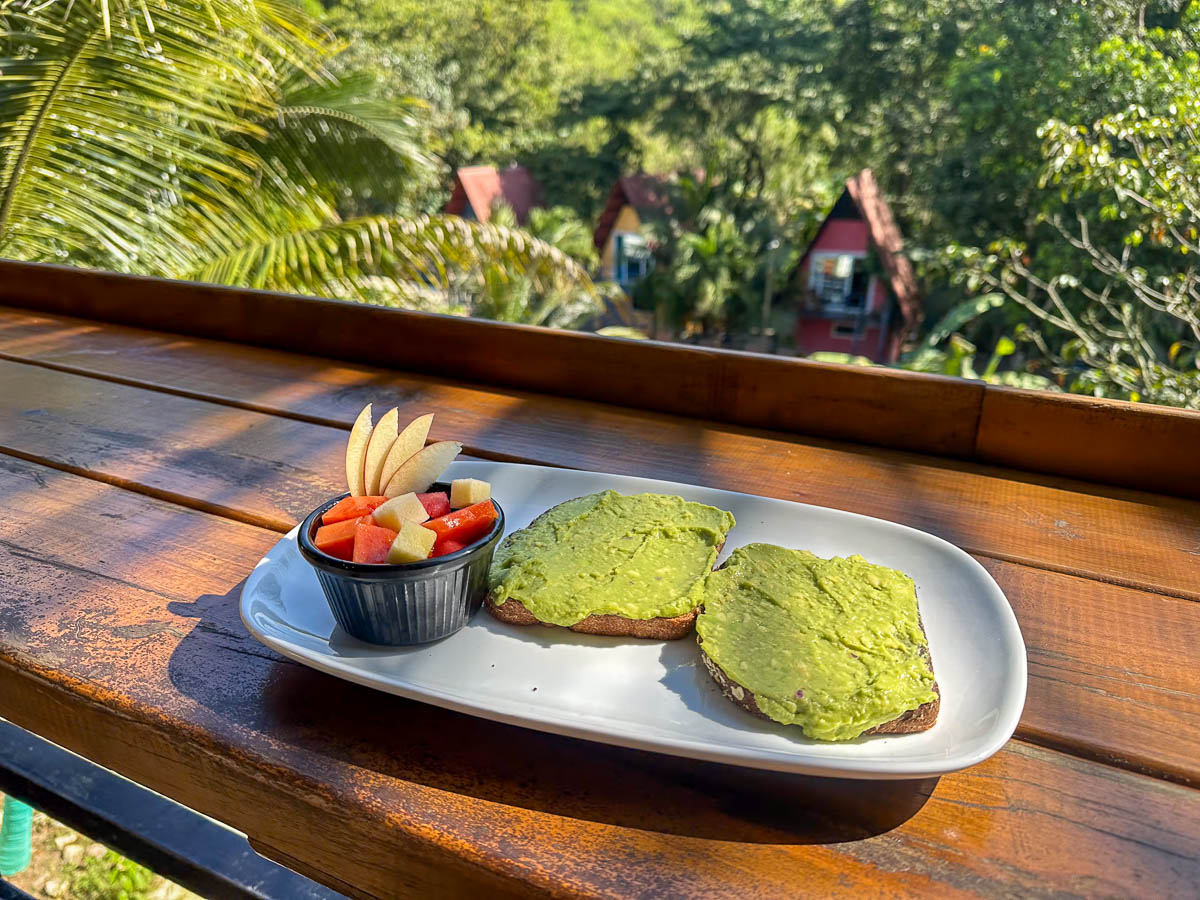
left=593, top=173, right=676, bottom=250
left=800, top=168, right=921, bottom=330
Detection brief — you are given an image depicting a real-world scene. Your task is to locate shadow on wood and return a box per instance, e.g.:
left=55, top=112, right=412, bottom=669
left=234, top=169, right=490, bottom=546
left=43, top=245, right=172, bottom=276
left=166, top=585, right=936, bottom=845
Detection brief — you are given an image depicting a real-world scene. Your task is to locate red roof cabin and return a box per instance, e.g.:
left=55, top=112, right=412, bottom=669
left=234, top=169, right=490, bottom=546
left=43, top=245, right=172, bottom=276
left=794, top=169, right=921, bottom=363
left=593, top=175, right=673, bottom=290
left=444, top=165, right=543, bottom=224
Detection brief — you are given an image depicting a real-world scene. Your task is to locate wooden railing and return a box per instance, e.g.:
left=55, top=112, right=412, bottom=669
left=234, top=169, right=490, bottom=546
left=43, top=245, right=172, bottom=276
left=0, top=259, right=1196, bottom=498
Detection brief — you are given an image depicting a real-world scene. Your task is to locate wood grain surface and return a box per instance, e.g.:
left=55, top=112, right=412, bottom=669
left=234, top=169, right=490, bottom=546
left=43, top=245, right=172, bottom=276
left=2, top=268, right=1198, bottom=498
left=2, top=456, right=1197, bottom=898
left=980, top=558, right=1200, bottom=785
left=977, top=386, right=1200, bottom=497
left=1, top=314, right=1198, bottom=601
left=0, top=265, right=985, bottom=456
left=0, top=358, right=344, bottom=530
left=1, top=293, right=1198, bottom=899
left=2, top=358, right=1199, bottom=785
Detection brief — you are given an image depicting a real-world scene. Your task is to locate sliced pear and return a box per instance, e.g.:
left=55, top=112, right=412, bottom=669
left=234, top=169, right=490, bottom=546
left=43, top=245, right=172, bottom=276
left=362, top=407, right=399, bottom=496
left=377, top=413, right=434, bottom=491
left=344, top=404, right=373, bottom=496
left=383, top=441, right=462, bottom=498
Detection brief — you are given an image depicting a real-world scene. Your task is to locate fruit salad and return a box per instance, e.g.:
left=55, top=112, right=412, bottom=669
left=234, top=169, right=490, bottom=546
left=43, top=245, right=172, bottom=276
left=314, top=405, right=497, bottom=564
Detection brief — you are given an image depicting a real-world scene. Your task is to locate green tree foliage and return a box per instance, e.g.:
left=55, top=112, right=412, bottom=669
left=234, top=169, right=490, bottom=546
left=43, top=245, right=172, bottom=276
left=320, top=0, right=702, bottom=207
left=614, top=0, right=1197, bottom=401
left=5, top=0, right=1198, bottom=405
left=630, top=173, right=803, bottom=339
left=949, top=31, right=1200, bottom=407
left=0, top=0, right=595, bottom=319
left=464, top=201, right=606, bottom=327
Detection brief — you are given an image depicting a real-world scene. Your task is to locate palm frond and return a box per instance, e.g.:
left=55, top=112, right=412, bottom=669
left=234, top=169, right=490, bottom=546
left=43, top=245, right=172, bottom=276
left=184, top=211, right=599, bottom=310
left=274, top=69, right=429, bottom=163
left=0, top=0, right=597, bottom=329
left=0, top=0, right=331, bottom=263
left=248, top=67, right=433, bottom=215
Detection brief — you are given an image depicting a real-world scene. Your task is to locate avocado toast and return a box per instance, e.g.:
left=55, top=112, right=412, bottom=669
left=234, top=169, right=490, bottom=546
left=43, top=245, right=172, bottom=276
left=487, top=491, right=735, bottom=639
left=693, top=543, right=939, bottom=740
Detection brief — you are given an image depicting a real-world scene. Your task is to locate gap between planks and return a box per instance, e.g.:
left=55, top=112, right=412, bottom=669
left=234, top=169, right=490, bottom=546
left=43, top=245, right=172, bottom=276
left=0, top=448, right=1195, bottom=789
left=0, top=420, right=1195, bottom=607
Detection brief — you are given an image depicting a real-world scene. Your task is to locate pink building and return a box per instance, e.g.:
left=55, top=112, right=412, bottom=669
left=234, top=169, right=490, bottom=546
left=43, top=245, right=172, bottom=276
left=793, top=169, right=920, bottom=363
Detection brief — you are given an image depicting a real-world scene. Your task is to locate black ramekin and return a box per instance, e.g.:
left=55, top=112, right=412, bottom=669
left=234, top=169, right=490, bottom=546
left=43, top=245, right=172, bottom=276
left=297, top=483, right=504, bottom=645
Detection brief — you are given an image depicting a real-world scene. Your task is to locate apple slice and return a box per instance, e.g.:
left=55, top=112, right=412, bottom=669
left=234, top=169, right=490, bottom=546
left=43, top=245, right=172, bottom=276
left=377, top=413, right=434, bottom=493
left=387, top=520, right=437, bottom=564
left=344, top=404, right=373, bottom=496
left=383, top=441, right=462, bottom=498
left=450, top=478, right=491, bottom=508
left=372, top=492, right=429, bottom=531
left=362, top=407, right=399, bottom=496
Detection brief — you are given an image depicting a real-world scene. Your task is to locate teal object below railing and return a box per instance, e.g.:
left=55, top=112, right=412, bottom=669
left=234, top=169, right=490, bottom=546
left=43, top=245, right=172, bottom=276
left=0, top=794, right=34, bottom=875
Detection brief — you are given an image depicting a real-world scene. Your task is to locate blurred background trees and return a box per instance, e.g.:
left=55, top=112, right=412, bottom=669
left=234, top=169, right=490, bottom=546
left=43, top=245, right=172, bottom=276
left=0, top=0, right=598, bottom=320
left=2, top=0, right=1197, bottom=405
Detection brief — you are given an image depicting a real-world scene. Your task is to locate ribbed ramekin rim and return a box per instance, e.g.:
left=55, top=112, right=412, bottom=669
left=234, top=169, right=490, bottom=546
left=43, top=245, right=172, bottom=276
left=297, top=487, right=505, bottom=578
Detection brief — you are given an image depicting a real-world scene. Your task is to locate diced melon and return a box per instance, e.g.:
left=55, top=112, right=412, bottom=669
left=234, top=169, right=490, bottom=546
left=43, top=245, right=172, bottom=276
left=387, top=521, right=437, bottom=564
left=417, top=491, right=451, bottom=518
left=450, top=478, right=491, bottom=509
left=322, top=495, right=387, bottom=525
left=314, top=515, right=369, bottom=560
left=352, top=521, right=398, bottom=565
left=373, top=492, right=429, bottom=531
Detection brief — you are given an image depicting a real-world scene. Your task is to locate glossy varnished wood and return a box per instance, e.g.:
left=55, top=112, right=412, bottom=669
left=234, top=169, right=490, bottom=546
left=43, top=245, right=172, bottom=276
left=977, top=386, right=1200, bottom=497
left=0, top=287, right=1197, bottom=897
left=1, top=311, right=1198, bottom=601
left=0, top=265, right=984, bottom=456
left=1, top=359, right=1198, bottom=784
left=0, top=358, right=344, bottom=530
left=2, top=266, right=1199, bottom=499
left=980, top=558, right=1200, bottom=785
left=2, top=457, right=1197, bottom=898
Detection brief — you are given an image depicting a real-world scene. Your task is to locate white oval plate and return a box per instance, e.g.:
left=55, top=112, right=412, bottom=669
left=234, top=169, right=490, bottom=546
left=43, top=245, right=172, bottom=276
left=241, top=460, right=1026, bottom=779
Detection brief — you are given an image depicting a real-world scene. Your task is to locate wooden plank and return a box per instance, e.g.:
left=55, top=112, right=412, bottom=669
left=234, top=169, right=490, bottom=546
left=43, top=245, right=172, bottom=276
left=0, top=263, right=985, bottom=457
left=981, top=558, right=1200, bottom=785
left=0, top=358, right=343, bottom=531
left=1, top=316, right=1198, bottom=601
left=1, top=362, right=1198, bottom=784
left=977, top=386, right=1200, bottom=498
left=1, top=459, right=1198, bottom=900
left=5, top=267, right=1200, bottom=500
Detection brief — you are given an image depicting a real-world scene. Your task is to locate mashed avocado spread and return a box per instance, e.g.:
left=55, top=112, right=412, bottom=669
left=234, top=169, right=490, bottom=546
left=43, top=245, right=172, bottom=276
left=488, top=491, right=735, bottom=626
left=694, top=543, right=937, bottom=741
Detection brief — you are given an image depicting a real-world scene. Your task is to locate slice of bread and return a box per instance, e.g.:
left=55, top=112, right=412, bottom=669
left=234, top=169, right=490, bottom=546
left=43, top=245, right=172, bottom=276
left=698, top=637, right=940, bottom=735
left=485, top=493, right=732, bottom=640
left=695, top=547, right=939, bottom=738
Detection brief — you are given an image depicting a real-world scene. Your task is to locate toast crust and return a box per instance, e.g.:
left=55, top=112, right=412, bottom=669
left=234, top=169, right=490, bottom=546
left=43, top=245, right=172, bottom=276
left=698, top=638, right=940, bottom=736
left=486, top=594, right=699, bottom=639
left=484, top=495, right=727, bottom=640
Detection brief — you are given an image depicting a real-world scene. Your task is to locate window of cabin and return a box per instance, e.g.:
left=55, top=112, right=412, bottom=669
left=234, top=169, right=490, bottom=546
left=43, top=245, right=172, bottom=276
left=615, top=232, right=652, bottom=287
left=831, top=320, right=859, bottom=338
left=810, top=252, right=869, bottom=309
